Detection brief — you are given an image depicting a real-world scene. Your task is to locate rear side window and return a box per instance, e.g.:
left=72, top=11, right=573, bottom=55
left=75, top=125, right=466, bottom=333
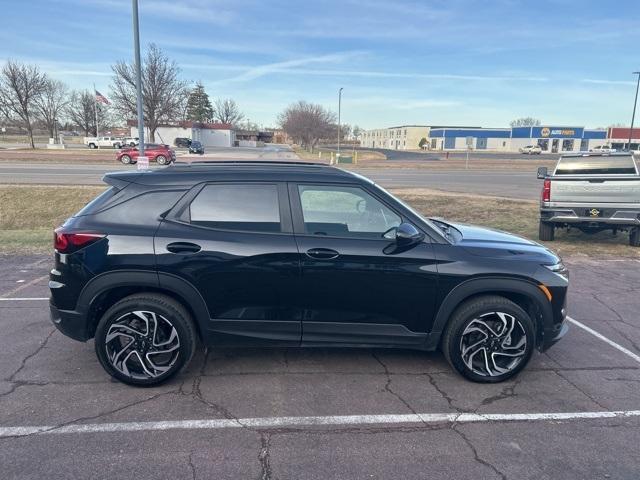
left=93, top=190, right=185, bottom=226
left=75, top=186, right=122, bottom=216
left=555, top=156, right=637, bottom=175
left=189, top=184, right=281, bottom=232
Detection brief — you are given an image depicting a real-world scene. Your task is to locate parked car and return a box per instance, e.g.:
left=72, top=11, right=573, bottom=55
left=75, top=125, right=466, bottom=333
left=50, top=161, right=568, bottom=386
left=122, top=137, right=139, bottom=147
left=174, top=137, right=191, bottom=148
left=189, top=140, right=204, bottom=154
left=537, top=152, right=640, bottom=245
left=116, top=143, right=176, bottom=165
left=519, top=145, right=542, bottom=154
left=589, top=145, right=616, bottom=153
left=84, top=136, right=123, bottom=149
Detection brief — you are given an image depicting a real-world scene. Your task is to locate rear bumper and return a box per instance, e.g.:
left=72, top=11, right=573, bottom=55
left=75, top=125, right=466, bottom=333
left=49, top=301, right=90, bottom=342
left=541, top=206, right=640, bottom=226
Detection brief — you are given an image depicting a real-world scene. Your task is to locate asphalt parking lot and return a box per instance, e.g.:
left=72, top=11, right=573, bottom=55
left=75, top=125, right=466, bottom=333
left=1, top=255, right=640, bottom=479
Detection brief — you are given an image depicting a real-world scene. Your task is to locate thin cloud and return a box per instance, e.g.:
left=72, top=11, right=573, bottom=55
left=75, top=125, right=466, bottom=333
left=255, top=67, right=548, bottom=83
left=581, top=78, right=636, bottom=86
left=212, top=51, right=366, bottom=84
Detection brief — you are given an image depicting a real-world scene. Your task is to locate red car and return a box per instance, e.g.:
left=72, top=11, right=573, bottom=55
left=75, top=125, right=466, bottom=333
left=116, top=143, right=176, bottom=165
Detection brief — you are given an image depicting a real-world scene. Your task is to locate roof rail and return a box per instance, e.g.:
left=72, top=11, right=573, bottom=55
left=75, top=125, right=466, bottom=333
left=170, top=160, right=328, bottom=167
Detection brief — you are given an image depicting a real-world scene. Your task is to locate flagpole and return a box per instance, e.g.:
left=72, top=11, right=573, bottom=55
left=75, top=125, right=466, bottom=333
left=93, top=83, right=99, bottom=139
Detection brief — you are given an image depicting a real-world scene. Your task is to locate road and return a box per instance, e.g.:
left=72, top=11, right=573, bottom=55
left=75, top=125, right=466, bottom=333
left=1, top=255, right=640, bottom=478
left=0, top=163, right=540, bottom=199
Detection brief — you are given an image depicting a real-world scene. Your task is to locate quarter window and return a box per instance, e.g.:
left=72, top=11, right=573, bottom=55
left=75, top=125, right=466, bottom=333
left=190, top=184, right=281, bottom=232
left=297, top=185, right=401, bottom=238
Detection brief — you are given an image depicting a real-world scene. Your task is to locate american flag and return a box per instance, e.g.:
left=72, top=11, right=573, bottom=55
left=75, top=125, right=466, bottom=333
left=95, top=90, right=110, bottom=105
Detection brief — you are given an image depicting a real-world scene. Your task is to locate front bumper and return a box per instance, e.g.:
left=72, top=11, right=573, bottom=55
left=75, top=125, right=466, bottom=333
left=49, top=301, right=90, bottom=342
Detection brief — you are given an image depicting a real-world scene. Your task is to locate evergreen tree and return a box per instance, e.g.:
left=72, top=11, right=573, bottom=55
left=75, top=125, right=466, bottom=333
left=186, top=82, right=213, bottom=122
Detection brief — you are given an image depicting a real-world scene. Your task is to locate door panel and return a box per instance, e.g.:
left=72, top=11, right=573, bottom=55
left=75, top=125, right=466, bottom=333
left=155, top=182, right=301, bottom=346
left=294, top=235, right=438, bottom=344
left=289, top=182, right=439, bottom=346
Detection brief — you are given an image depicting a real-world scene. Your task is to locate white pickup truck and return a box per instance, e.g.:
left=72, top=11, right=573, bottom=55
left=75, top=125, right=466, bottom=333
left=537, top=153, right=640, bottom=246
left=83, top=136, right=124, bottom=149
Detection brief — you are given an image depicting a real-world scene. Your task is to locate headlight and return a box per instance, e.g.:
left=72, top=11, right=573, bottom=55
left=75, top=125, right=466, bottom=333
left=543, top=262, right=568, bottom=278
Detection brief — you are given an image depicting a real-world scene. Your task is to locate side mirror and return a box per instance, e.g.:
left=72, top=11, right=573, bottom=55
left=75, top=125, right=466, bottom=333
left=396, top=222, right=424, bottom=245
left=537, top=166, right=548, bottom=179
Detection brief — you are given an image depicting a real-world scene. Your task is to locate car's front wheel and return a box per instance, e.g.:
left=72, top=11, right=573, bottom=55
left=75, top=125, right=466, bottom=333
left=120, top=154, right=132, bottom=164
left=442, top=296, right=535, bottom=383
left=156, top=155, right=167, bottom=165
left=94, top=293, right=197, bottom=386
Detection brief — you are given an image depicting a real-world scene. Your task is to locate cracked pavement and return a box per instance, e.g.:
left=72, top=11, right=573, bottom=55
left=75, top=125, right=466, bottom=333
left=1, top=255, right=640, bottom=479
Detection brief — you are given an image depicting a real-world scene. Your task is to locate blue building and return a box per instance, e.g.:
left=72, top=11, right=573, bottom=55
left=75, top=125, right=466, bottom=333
left=429, top=126, right=607, bottom=153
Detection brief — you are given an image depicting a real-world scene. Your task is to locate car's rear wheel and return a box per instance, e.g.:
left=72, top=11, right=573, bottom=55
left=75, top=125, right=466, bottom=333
left=630, top=227, right=640, bottom=247
left=89, top=143, right=96, bottom=149
left=442, top=296, right=535, bottom=383
left=120, top=154, right=132, bottom=164
left=539, top=221, right=555, bottom=241
left=94, top=293, right=197, bottom=386
left=156, top=155, right=167, bottom=165
left=113, top=143, right=121, bottom=149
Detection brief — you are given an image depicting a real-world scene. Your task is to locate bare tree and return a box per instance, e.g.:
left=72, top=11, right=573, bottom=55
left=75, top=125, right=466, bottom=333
left=278, top=101, right=336, bottom=151
left=66, top=90, right=109, bottom=136
left=213, top=98, right=244, bottom=125
left=510, top=117, right=541, bottom=127
left=110, top=44, right=188, bottom=142
left=0, top=60, right=48, bottom=148
left=34, top=79, right=69, bottom=139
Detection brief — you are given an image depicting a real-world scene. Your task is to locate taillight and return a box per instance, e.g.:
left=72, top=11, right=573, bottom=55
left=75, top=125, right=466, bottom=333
left=54, top=228, right=105, bottom=253
left=541, top=179, right=551, bottom=202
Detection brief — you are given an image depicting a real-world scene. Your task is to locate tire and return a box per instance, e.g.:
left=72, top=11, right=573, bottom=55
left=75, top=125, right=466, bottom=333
left=156, top=155, right=167, bottom=165
left=89, top=143, right=96, bottom=149
left=539, top=221, right=555, bottom=241
left=94, top=293, right=197, bottom=387
left=120, top=154, right=132, bottom=164
left=113, top=143, right=121, bottom=149
left=630, top=228, right=640, bottom=247
left=441, top=295, right=535, bottom=383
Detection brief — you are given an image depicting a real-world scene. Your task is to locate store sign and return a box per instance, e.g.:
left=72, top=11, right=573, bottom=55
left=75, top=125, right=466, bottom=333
left=536, top=127, right=581, bottom=138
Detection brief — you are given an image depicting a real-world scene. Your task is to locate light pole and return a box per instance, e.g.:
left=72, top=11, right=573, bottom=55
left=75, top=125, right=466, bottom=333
left=337, top=87, right=343, bottom=163
left=132, top=0, right=146, bottom=163
left=628, top=71, right=640, bottom=151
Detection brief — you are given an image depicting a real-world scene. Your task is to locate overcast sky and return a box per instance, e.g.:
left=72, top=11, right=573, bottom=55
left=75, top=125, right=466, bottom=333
left=2, top=0, right=639, bottom=129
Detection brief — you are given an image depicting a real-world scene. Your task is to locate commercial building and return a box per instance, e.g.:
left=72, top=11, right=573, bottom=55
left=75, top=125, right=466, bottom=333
left=428, top=125, right=607, bottom=153
left=360, top=125, right=431, bottom=150
left=510, top=126, right=606, bottom=153
left=607, top=127, right=640, bottom=151
left=129, top=121, right=235, bottom=147
left=428, top=128, right=511, bottom=151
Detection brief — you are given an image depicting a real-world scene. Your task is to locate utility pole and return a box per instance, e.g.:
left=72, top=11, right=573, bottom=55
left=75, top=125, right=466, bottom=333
left=628, top=71, right=640, bottom=151
left=337, top=87, right=343, bottom=164
left=132, top=0, right=146, bottom=163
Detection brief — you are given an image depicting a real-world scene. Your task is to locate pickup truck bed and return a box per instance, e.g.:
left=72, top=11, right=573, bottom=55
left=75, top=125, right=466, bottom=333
left=538, top=153, right=640, bottom=246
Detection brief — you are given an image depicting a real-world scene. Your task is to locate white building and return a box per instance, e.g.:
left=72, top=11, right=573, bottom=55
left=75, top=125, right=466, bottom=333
left=129, top=121, right=235, bottom=147
left=360, top=125, right=431, bottom=150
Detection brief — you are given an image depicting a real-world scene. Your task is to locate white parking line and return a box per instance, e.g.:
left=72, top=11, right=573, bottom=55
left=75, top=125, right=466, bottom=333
left=1, top=410, right=639, bottom=437
left=566, top=316, right=640, bottom=364
left=0, top=297, right=49, bottom=301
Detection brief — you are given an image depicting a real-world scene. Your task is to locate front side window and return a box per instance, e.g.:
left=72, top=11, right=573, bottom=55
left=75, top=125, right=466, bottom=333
left=190, top=184, right=281, bottom=232
left=297, top=185, right=401, bottom=238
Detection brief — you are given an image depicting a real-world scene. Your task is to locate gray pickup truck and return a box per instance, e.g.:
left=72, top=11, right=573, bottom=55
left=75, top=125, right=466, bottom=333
left=537, top=152, right=640, bottom=246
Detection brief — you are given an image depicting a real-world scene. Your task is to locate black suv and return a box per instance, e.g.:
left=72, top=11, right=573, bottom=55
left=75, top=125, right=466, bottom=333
left=50, top=161, right=568, bottom=386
